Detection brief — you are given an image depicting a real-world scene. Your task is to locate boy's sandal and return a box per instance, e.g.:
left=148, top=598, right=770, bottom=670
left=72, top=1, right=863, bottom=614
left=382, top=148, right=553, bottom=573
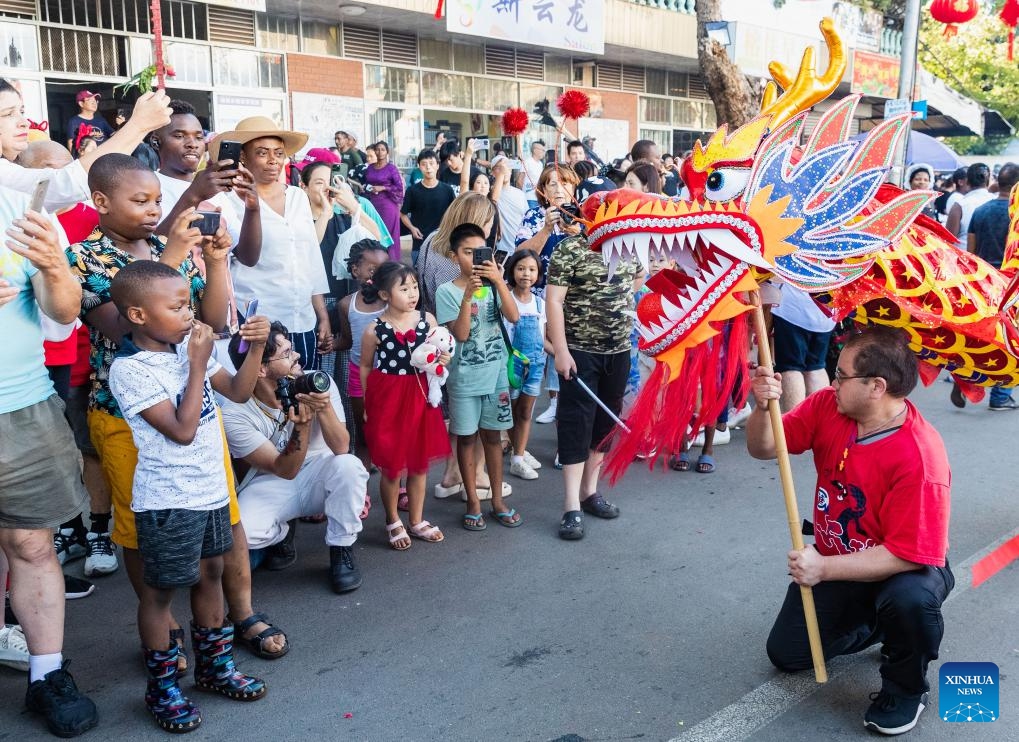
left=489, top=508, right=522, bottom=528
left=463, top=513, right=487, bottom=531
left=408, top=520, right=444, bottom=542
left=669, top=452, right=691, bottom=472
left=232, top=612, right=290, bottom=660
left=386, top=520, right=411, bottom=550
left=695, top=454, right=716, bottom=474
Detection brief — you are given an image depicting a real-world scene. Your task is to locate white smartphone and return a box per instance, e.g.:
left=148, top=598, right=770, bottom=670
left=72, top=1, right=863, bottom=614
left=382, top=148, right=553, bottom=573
left=29, top=179, right=50, bottom=213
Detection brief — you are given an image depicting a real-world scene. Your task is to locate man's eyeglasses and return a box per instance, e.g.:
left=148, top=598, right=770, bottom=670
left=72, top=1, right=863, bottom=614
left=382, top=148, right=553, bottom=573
left=268, top=347, right=294, bottom=362
left=833, top=369, right=870, bottom=384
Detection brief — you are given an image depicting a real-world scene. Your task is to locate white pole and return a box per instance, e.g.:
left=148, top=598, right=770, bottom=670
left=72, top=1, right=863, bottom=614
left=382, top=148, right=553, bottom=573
left=892, top=0, right=923, bottom=187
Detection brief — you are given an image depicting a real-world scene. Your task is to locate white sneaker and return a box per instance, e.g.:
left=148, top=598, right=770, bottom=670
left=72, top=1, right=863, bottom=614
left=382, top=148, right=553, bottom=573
left=509, top=459, right=539, bottom=480
left=521, top=450, right=542, bottom=470
left=535, top=399, right=558, bottom=424
left=83, top=532, right=118, bottom=577
left=691, top=427, right=731, bottom=447
left=0, top=624, right=29, bottom=672
left=728, top=402, right=753, bottom=428
left=461, top=481, right=513, bottom=501
left=53, top=529, right=86, bottom=566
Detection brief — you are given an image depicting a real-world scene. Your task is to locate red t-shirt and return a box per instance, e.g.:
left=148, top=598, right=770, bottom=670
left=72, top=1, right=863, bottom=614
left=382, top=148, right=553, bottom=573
left=782, top=388, right=950, bottom=567
left=43, top=204, right=101, bottom=370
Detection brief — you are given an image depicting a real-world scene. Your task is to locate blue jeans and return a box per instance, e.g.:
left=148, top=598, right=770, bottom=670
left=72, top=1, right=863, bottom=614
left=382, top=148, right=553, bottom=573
left=511, top=313, right=547, bottom=398
left=989, top=385, right=1014, bottom=407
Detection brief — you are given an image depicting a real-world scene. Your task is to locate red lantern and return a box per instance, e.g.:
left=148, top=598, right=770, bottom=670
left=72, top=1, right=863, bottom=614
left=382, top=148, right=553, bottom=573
left=1001, top=0, right=1019, bottom=61
left=930, top=0, right=979, bottom=39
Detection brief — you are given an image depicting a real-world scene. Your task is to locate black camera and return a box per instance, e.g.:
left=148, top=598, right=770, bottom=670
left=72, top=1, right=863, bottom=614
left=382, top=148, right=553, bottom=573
left=275, top=371, right=330, bottom=416
left=558, top=203, right=582, bottom=226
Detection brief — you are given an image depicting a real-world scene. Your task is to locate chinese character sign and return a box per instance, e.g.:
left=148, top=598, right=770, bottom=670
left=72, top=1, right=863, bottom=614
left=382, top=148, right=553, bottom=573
left=850, top=50, right=899, bottom=98
left=447, top=0, right=605, bottom=55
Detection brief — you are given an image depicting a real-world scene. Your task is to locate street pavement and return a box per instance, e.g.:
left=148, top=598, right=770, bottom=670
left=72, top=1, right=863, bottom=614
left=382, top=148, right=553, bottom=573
left=2, top=379, right=1017, bottom=741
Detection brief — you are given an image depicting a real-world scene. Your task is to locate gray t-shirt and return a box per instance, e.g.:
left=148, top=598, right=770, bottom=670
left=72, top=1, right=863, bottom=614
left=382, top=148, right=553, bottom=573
left=435, top=281, right=507, bottom=397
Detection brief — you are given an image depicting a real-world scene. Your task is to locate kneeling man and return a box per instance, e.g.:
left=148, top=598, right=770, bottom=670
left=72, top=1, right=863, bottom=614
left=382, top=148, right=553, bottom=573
left=746, top=326, right=952, bottom=736
left=222, top=322, right=368, bottom=594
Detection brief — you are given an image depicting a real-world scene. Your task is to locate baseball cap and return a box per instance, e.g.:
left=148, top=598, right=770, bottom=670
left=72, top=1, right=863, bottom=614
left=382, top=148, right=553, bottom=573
left=76, top=90, right=100, bottom=103
left=295, top=146, right=341, bottom=170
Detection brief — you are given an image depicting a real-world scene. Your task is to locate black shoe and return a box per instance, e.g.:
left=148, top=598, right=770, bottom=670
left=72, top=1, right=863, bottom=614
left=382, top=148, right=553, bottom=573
left=265, top=520, right=297, bottom=571
left=949, top=383, right=966, bottom=408
left=329, top=546, right=363, bottom=594
left=25, top=661, right=99, bottom=738
left=558, top=511, right=584, bottom=540
left=863, top=689, right=928, bottom=735
left=580, top=493, right=620, bottom=519
left=63, top=575, right=94, bottom=600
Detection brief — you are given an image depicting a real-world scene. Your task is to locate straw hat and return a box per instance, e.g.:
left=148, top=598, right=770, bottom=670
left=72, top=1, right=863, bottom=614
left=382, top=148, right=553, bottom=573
left=209, top=116, right=308, bottom=161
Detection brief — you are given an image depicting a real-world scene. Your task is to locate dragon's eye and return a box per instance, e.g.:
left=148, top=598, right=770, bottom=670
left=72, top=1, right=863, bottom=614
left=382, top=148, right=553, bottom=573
left=704, top=167, right=751, bottom=202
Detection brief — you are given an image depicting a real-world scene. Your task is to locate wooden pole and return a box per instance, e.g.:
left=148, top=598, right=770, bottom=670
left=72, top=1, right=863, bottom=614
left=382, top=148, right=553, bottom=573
left=151, top=0, right=166, bottom=90
left=751, top=292, right=828, bottom=683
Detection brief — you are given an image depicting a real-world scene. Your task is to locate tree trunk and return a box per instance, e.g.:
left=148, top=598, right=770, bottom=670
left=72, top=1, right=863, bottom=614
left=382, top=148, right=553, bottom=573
left=696, top=0, right=760, bottom=129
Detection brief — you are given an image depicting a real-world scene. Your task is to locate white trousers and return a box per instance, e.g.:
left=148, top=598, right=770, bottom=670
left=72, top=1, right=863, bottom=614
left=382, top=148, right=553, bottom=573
left=238, top=452, right=368, bottom=549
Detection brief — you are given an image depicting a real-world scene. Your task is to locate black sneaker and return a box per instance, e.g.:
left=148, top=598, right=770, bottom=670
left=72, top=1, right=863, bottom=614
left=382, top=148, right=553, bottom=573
left=580, top=493, right=620, bottom=519
left=265, top=520, right=297, bottom=571
left=558, top=511, right=584, bottom=540
left=863, top=689, right=928, bottom=735
left=63, top=575, right=94, bottom=600
left=25, top=661, right=99, bottom=738
left=329, top=546, right=363, bottom=594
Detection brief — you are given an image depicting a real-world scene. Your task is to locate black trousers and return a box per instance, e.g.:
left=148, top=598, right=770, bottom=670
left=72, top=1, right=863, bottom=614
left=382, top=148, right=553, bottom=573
left=766, top=562, right=954, bottom=697
left=556, top=349, right=629, bottom=466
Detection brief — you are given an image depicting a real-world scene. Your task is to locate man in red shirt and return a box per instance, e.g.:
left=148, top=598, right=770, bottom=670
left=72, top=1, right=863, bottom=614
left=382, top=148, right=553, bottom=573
left=747, top=326, right=952, bottom=736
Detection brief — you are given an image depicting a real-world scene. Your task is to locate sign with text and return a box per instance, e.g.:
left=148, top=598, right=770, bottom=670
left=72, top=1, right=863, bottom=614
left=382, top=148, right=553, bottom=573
left=851, top=49, right=900, bottom=99
left=447, top=0, right=604, bottom=55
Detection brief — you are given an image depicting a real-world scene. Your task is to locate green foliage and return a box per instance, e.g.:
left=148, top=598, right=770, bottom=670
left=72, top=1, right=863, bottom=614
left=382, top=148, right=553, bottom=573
left=944, top=135, right=1013, bottom=156
left=919, top=12, right=1019, bottom=131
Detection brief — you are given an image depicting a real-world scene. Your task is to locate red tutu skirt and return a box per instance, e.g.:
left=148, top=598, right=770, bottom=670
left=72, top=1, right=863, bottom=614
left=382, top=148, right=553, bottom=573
left=363, top=369, right=451, bottom=477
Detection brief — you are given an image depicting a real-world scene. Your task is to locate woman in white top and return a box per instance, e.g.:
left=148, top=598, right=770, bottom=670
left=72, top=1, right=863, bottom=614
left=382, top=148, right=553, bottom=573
left=212, top=117, right=332, bottom=371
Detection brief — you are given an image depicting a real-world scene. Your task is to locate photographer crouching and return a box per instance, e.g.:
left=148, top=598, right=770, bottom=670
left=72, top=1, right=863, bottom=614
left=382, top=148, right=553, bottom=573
left=220, top=321, right=368, bottom=594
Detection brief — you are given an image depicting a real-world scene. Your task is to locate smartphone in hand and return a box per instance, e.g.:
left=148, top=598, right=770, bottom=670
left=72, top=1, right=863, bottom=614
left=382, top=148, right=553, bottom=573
left=236, top=299, right=259, bottom=353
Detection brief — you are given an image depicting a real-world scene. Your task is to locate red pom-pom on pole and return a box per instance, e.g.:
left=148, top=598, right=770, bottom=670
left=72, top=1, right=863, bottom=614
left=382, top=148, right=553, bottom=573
left=501, top=107, right=530, bottom=136
left=557, top=89, right=590, bottom=120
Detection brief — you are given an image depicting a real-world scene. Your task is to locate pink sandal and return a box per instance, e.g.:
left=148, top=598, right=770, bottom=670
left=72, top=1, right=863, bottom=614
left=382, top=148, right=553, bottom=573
left=386, top=520, right=410, bottom=551
left=408, top=520, right=444, bottom=543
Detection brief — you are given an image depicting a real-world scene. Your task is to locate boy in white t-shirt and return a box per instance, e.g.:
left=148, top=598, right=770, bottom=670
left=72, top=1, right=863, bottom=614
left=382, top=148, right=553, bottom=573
left=106, top=261, right=270, bottom=733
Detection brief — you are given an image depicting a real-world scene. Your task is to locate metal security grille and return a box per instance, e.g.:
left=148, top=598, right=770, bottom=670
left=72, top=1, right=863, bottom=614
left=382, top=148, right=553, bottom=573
left=41, top=26, right=126, bottom=77
left=381, top=30, right=416, bottom=66
left=515, top=49, right=544, bottom=81
left=484, top=46, right=514, bottom=78
left=343, top=24, right=380, bottom=61
left=0, top=0, right=35, bottom=19
left=622, top=65, right=645, bottom=93
left=208, top=5, right=254, bottom=45
left=40, top=0, right=204, bottom=39
left=596, top=62, right=622, bottom=89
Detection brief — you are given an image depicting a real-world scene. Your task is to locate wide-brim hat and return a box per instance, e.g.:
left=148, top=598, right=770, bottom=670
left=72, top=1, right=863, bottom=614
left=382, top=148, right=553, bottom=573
left=209, top=116, right=308, bottom=161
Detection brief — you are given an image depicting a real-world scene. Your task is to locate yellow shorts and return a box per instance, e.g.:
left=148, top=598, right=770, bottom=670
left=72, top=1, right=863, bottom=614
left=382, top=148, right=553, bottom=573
left=88, top=408, right=240, bottom=549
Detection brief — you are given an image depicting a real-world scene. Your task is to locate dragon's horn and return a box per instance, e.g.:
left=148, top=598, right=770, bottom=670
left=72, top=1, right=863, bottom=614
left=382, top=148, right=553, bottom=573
left=760, top=17, right=847, bottom=128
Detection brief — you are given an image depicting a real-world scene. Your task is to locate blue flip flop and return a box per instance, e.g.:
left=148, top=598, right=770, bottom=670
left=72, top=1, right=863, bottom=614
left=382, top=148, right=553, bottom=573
left=463, top=513, right=487, bottom=531
left=695, top=454, right=716, bottom=474
left=489, top=508, right=523, bottom=528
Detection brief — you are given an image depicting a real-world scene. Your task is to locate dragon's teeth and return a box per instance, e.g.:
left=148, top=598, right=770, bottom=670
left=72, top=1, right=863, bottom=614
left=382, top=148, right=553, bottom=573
left=638, top=324, right=655, bottom=342
left=607, top=253, right=620, bottom=281
left=700, top=228, right=769, bottom=269
left=660, top=296, right=683, bottom=321
left=634, top=234, right=652, bottom=270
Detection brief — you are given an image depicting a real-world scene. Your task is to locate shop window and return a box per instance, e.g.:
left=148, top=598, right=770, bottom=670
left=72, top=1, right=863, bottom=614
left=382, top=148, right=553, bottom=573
left=672, top=99, right=703, bottom=129
left=545, top=55, right=571, bottom=84
left=668, top=70, right=687, bottom=97
left=639, top=96, right=670, bottom=125
left=646, top=68, right=667, bottom=96
left=452, top=42, right=483, bottom=74
left=639, top=128, right=670, bottom=154
left=367, top=105, right=421, bottom=171
left=301, top=21, right=340, bottom=56
left=40, top=0, right=205, bottom=39
left=41, top=27, right=126, bottom=77
left=474, top=77, right=518, bottom=112
left=422, top=71, right=471, bottom=108
left=0, top=20, right=38, bottom=70
left=419, top=37, right=450, bottom=70
left=702, top=101, right=717, bottom=129
left=257, top=14, right=299, bottom=52
left=364, top=65, right=420, bottom=105
left=520, top=83, right=562, bottom=115
left=213, top=47, right=283, bottom=90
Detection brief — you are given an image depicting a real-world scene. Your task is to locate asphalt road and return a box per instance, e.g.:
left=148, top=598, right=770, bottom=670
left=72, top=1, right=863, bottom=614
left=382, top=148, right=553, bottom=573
left=2, top=379, right=1017, bottom=741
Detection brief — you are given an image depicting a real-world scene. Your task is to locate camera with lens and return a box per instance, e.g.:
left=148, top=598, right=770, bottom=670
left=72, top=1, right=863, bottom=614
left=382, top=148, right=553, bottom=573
left=275, top=370, right=331, bottom=416
left=558, top=203, right=582, bottom=226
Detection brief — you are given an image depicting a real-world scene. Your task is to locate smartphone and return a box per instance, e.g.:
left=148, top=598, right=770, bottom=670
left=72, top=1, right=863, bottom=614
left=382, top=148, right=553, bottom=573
left=195, top=210, right=221, bottom=236
left=472, top=246, right=494, bottom=266
left=29, top=179, right=50, bottom=213
left=236, top=299, right=259, bottom=353
left=331, top=163, right=349, bottom=183
left=473, top=137, right=490, bottom=151
left=217, top=139, right=243, bottom=165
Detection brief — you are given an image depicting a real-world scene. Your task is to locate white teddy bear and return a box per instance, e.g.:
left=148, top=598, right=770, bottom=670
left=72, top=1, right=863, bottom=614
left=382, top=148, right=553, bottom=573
left=410, top=326, right=456, bottom=407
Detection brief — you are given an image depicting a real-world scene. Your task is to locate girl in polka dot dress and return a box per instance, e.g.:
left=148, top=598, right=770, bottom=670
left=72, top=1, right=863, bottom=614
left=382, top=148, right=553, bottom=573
left=360, top=262, right=451, bottom=550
